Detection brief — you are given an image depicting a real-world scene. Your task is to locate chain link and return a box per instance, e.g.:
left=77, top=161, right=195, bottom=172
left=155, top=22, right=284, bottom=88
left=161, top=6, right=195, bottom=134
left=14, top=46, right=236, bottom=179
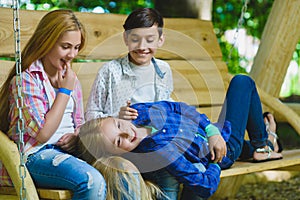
left=227, top=0, right=249, bottom=64
left=12, top=0, right=27, bottom=199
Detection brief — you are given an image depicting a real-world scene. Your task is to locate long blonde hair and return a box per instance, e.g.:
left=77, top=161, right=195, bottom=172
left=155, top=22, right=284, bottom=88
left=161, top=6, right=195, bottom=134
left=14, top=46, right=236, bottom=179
left=78, top=119, right=167, bottom=199
left=93, top=156, right=166, bottom=200
left=0, top=9, right=86, bottom=133
left=78, top=117, right=111, bottom=159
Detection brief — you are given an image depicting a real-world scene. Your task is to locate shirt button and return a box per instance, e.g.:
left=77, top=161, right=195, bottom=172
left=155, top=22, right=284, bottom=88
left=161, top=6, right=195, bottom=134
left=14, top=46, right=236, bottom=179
left=162, top=129, right=166, bottom=133
left=179, top=129, right=183, bottom=132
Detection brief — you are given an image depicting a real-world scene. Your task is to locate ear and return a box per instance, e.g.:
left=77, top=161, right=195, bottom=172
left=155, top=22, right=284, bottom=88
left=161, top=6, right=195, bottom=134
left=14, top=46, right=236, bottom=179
left=157, top=34, right=165, bottom=48
left=123, top=31, right=128, bottom=46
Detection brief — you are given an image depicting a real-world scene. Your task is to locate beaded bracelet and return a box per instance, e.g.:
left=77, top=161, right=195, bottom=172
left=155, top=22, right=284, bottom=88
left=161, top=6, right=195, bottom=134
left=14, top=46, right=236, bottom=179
left=58, top=87, right=72, bottom=96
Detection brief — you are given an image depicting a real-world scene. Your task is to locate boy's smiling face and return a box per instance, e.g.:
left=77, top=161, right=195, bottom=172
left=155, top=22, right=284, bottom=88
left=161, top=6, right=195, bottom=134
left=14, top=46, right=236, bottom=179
left=124, top=24, right=164, bottom=66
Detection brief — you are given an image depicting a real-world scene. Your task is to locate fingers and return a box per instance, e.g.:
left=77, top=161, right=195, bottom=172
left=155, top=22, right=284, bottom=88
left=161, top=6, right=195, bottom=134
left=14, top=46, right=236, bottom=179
left=210, top=145, right=224, bottom=163
left=119, top=101, right=138, bottom=120
left=56, top=133, right=78, bottom=153
left=58, top=63, right=75, bottom=90
left=58, top=70, right=63, bottom=83
left=210, top=147, right=215, bottom=161
left=119, top=107, right=138, bottom=120
left=208, top=135, right=227, bottom=163
left=127, top=100, right=131, bottom=107
left=214, top=147, right=226, bottom=163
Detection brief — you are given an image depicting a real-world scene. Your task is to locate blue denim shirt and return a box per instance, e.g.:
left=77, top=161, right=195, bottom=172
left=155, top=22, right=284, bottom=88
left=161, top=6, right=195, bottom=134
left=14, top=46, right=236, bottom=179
left=126, top=101, right=231, bottom=198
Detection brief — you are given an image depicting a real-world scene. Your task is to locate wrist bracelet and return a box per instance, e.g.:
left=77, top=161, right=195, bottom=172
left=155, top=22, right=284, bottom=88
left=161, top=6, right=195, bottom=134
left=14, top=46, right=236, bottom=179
left=58, top=87, right=72, bottom=96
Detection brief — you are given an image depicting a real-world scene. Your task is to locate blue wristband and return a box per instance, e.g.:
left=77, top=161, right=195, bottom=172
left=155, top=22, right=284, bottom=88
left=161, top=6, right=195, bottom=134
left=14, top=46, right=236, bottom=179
left=58, top=88, right=72, bottom=96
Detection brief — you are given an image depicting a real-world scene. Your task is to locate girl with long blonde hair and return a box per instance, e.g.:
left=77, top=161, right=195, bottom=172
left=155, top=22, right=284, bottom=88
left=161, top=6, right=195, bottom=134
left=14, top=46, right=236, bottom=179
left=0, top=9, right=106, bottom=199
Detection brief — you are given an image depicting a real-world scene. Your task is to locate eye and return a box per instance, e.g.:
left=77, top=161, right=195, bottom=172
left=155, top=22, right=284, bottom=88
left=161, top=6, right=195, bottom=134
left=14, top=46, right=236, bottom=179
left=75, top=45, right=81, bottom=50
left=146, top=39, right=154, bottom=43
left=62, top=45, right=69, bottom=49
left=129, top=35, right=140, bottom=43
left=131, top=39, right=139, bottom=43
left=117, top=137, right=121, bottom=147
left=146, top=36, right=155, bottom=43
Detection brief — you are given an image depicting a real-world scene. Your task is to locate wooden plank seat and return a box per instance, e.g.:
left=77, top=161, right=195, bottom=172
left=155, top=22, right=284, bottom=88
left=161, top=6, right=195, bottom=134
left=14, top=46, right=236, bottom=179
left=221, top=149, right=300, bottom=178
left=0, top=130, right=72, bottom=199
left=0, top=187, right=72, bottom=200
left=0, top=7, right=300, bottom=200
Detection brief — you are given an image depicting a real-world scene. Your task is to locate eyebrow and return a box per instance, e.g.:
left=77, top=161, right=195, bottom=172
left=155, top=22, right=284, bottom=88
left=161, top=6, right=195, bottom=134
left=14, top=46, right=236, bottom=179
left=60, top=41, right=81, bottom=46
left=130, top=33, right=156, bottom=37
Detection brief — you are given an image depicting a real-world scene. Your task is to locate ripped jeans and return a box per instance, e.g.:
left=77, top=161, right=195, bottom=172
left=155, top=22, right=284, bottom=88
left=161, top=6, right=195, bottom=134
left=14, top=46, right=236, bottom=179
left=26, top=145, right=106, bottom=200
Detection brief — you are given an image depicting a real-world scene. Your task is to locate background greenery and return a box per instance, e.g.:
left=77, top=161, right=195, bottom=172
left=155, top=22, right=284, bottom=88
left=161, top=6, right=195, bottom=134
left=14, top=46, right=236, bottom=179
left=2, top=0, right=299, bottom=97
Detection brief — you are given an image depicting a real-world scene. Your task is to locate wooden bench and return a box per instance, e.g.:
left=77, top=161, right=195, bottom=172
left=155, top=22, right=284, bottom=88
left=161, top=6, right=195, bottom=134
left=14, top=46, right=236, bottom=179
left=0, top=7, right=300, bottom=200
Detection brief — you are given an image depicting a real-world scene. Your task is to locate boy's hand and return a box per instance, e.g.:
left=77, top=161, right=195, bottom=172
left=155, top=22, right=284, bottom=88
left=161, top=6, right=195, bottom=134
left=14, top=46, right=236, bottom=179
left=208, top=134, right=227, bottom=163
left=119, top=100, right=138, bottom=120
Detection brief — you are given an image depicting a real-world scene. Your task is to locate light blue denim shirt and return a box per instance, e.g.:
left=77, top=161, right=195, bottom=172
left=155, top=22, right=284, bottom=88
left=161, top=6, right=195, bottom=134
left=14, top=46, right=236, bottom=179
left=85, top=54, right=173, bottom=120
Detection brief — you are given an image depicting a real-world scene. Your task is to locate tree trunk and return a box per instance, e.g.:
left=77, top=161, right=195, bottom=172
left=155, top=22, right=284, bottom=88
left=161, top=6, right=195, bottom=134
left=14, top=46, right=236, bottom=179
left=250, top=0, right=300, bottom=97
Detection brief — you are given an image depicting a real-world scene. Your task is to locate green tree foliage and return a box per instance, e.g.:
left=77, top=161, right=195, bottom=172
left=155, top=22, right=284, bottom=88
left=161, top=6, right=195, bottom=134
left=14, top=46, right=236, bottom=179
left=24, top=0, right=153, bottom=13
left=213, top=0, right=274, bottom=39
left=212, top=0, right=274, bottom=74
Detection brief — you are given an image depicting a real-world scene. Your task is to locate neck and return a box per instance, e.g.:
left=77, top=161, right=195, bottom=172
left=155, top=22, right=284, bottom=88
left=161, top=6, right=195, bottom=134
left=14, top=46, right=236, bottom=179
left=41, top=59, right=59, bottom=88
left=137, top=126, right=151, bottom=139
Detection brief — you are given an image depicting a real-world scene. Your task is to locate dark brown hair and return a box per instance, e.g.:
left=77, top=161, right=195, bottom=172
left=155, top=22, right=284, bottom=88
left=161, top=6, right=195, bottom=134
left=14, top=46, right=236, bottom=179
left=123, top=8, right=164, bottom=36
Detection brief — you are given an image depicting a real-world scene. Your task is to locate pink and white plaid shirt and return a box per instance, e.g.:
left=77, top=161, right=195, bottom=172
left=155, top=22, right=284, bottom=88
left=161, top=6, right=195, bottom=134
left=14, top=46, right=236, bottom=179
left=0, top=60, right=84, bottom=186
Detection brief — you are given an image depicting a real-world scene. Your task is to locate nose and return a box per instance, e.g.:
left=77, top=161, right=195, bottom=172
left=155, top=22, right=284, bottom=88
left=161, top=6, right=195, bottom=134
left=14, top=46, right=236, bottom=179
left=137, top=38, right=147, bottom=50
left=120, top=133, right=132, bottom=142
left=67, top=48, right=77, bottom=59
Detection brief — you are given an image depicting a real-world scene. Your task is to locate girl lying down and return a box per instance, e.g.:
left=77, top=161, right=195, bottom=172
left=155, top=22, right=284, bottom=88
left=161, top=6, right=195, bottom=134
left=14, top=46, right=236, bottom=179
left=79, top=75, right=283, bottom=199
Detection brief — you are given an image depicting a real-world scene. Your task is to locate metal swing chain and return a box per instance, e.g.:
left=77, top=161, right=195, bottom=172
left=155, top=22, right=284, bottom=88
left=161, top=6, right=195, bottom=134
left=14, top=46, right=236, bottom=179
left=12, top=0, right=27, bottom=199
left=227, top=0, right=249, bottom=63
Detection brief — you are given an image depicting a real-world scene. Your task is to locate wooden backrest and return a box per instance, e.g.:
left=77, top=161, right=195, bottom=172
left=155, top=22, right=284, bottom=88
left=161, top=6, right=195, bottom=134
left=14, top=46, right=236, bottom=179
left=0, top=7, right=228, bottom=120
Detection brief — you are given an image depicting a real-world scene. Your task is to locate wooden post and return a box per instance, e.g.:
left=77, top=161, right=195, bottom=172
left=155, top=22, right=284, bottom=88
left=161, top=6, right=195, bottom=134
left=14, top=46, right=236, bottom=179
left=250, top=0, right=300, bottom=97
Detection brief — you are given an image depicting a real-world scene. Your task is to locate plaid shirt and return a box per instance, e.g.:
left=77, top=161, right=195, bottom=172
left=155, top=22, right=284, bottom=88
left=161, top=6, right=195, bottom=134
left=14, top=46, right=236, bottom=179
left=0, top=60, right=84, bottom=186
left=126, top=101, right=231, bottom=198
left=85, top=55, right=173, bottom=121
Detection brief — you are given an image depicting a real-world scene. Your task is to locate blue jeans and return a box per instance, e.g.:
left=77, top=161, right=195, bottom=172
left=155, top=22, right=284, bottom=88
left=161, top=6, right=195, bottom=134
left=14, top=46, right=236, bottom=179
left=143, top=168, right=179, bottom=200
left=26, top=145, right=106, bottom=200
left=218, top=75, right=270, bottom=169
left=143, top=164, right=206, bottom=200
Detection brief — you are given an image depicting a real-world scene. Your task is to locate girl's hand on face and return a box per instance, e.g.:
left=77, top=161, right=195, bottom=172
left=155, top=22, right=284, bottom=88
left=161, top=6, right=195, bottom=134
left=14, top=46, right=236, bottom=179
left=119, top=100, right=138, bottom=120
left=58, top=62, right=76, bottom=90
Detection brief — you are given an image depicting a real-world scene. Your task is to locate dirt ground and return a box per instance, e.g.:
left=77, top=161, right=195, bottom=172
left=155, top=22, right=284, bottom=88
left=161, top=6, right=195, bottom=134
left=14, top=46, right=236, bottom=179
left=233, top=172, right=300, bottom=200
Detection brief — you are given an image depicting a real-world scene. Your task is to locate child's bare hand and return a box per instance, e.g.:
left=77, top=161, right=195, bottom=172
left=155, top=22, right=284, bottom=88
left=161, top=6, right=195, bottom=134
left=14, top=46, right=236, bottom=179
left=119, top=100, right=138, bottom=120
left=58, top=62, right=75, bottom=90
left=56, top=133, right=79, bottom=153
left=208, top=135, right=227, bottom=163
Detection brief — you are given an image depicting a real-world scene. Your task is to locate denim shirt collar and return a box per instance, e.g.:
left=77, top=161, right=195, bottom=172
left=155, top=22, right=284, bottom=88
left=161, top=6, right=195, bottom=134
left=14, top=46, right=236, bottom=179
left=151, top=58, right=165, bottom=79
